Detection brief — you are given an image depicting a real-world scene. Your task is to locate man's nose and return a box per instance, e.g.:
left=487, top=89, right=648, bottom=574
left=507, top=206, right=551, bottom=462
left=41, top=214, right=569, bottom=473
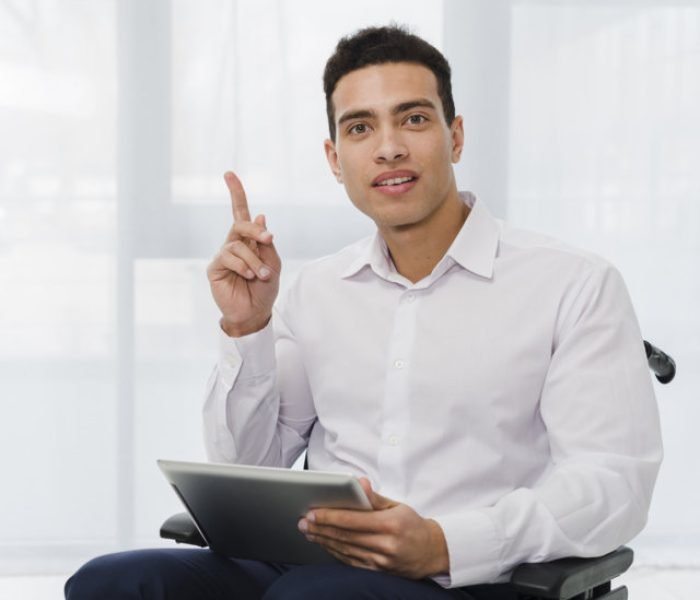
left=373, top=128, right=408, bottom=162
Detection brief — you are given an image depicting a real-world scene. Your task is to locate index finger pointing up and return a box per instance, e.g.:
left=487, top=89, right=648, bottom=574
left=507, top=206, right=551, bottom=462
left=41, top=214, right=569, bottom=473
left=224, top=170, right=251, bottom=222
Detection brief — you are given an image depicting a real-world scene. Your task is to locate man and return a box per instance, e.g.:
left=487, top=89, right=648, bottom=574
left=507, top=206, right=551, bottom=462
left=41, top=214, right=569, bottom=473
left=65, top=25, right=662, bottom=600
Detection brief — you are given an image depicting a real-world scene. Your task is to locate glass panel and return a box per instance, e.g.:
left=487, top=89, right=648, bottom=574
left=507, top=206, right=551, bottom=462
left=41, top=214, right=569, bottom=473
left=0, top=0, right=118, bottom=568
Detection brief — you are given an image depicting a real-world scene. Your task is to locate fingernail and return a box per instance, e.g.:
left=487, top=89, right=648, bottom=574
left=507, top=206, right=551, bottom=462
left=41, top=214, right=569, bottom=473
left=306, top=511, right=316, bottom=523
left=298, top=519, right=308, bottom=533
left=245, top=269, right=254, bottom=279
left=260, top=231, right=272, bottom=242
left=259, top=267, right=271, bottom=278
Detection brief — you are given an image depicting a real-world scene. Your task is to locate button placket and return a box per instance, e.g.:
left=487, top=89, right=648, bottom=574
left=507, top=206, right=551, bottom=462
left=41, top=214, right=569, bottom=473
left=377, top=290, right=419, bottom=497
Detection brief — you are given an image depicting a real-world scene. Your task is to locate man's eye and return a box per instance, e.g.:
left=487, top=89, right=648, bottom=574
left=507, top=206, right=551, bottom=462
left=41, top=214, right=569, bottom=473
left=349, top=123, right=368, bottom=135
left=407, top=115, right=427, bottom=125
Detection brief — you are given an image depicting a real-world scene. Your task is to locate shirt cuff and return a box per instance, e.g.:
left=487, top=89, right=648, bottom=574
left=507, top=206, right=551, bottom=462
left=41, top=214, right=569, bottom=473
left=432, top=509, right=504, bottom=587
left=218, top=318, right=276, bottom=382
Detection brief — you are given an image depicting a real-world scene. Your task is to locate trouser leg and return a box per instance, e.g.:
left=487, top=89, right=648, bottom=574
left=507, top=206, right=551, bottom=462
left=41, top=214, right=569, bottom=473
left=64, top=548, right=287, bottom=600
left=262, top=563, right=477, bottom=600
left=65, top=548, right=518, bottom=600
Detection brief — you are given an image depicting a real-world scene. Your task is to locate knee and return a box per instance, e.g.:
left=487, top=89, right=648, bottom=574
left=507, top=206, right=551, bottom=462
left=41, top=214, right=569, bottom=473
left=64, top=550, right=169, bottom=600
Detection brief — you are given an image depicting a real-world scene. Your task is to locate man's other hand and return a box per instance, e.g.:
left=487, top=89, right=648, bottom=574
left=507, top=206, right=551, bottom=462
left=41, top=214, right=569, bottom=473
left=298, top=478, right=450, bottom=579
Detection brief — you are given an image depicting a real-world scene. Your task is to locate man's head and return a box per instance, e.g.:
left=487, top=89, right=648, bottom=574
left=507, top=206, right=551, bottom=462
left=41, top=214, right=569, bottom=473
left=322, top=62, right=464, bottom=235
left=323, top=25, right=455, bottom=142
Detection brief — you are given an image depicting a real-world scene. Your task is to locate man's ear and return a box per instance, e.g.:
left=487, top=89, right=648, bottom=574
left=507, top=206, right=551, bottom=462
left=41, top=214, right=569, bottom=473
left=324, top=139, right=343, bottom=183
left=450, top=115, right=465, bottom=163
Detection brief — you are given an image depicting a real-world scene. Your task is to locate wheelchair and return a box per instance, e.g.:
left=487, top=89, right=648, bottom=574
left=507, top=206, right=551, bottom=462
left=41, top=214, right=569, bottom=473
left=161, top=341, right=675, bottom=600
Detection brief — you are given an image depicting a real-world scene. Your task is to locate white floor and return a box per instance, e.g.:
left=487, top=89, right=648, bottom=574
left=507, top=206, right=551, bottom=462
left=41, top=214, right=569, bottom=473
left=0, top=567, right=698, bottom=600
left=619, top=567, right=700, bottom=600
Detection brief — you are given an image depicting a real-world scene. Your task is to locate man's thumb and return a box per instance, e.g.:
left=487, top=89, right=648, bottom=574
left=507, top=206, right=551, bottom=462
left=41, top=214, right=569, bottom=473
left=359, top=477, right=397, bottom=510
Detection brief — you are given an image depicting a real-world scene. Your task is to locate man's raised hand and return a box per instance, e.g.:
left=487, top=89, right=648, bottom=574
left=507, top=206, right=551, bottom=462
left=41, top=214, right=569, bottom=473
left=206, top=171, right=281, bottom=337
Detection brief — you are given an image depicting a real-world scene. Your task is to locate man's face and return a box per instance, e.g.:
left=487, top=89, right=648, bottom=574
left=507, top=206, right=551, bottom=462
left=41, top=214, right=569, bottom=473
left=325, top=62, right=464, bottom=232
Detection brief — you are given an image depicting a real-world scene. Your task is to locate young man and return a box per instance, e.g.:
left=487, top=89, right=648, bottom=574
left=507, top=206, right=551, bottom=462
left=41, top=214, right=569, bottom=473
left=65, top=25, right=662, bottom=600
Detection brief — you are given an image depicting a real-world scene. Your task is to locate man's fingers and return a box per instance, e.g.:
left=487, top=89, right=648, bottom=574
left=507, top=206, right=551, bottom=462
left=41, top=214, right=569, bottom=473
left=224, top=171, right=252, bottom=223
left=225, top=220, right=274, bottom=245
left=224, top=240, right=275, bottom=280
left=216, top=251, right=255, bottom=280
left=306, top=505, right=393, bottom=534
left=303, top=523, right=396, bottom=557
left=313, top=536, right=389, bottom=572
left=308, top=510, right=375, bottom=533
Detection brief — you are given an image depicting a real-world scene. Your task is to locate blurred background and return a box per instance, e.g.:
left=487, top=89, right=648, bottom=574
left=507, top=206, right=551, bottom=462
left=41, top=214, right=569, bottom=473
left=0, top=0, right=698, bottom=586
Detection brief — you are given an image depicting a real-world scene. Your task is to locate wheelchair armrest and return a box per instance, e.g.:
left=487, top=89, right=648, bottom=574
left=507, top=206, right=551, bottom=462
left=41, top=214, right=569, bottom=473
left=510, top=546, right=633, bottom=599
left=160, top=512, right=208, bottom=547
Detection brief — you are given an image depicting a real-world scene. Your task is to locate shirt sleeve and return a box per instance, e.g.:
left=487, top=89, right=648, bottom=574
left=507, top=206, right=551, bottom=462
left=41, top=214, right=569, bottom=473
left=433, top=263, right=663, bottom=587
left=202, top=304, right=317, bottom=468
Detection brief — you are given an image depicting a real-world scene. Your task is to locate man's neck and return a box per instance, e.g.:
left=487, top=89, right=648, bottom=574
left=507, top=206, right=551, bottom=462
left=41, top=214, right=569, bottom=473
left=380, top=193, right=470, bottom=284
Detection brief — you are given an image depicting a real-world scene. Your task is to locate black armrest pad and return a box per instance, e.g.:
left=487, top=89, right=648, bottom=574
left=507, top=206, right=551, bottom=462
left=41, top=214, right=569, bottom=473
left=160, top=512, right=208, bottom=547
left=510, top=547, right=633, bottom=599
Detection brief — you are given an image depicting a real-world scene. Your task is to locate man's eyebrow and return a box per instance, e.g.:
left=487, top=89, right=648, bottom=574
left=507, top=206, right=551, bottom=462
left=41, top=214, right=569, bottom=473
left=338, top=109, right=376, bottom=126
left=391, top=99, right=437, bottom=115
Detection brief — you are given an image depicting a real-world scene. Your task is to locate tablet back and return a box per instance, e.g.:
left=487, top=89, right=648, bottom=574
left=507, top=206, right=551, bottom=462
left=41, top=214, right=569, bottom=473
left=157, top=459, right=371, bottom=565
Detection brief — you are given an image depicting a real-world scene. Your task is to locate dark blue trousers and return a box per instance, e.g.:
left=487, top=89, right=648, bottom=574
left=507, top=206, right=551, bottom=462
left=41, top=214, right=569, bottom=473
left=64, top=548, right=517, bottom=600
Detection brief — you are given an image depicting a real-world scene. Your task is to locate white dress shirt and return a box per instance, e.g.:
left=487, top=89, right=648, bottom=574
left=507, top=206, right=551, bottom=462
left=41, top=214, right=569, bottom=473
left=203, top=192, right=663, bottom=588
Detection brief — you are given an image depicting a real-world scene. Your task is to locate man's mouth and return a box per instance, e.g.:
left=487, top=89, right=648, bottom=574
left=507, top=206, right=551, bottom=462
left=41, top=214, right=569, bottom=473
left=371, top=170, right=419, bottom=189
left=373, top=176, right=417, bottom=187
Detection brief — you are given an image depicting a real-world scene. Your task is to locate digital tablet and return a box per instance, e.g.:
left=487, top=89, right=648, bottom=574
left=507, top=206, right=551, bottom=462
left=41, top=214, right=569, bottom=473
left=157, top=459, right=371, bottom=565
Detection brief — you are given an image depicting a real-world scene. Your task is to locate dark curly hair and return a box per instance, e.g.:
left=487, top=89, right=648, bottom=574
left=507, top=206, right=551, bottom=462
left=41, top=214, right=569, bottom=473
left=323, top=25, right=455, bottom=141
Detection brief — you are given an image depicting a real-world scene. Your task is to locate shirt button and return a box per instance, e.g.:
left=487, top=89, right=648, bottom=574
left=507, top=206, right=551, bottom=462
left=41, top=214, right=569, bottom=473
left=393, top=359, right=405, bottom=369
left=388, top=435, right=399, bottom=446
left=405, top=293, right=416, bottom=303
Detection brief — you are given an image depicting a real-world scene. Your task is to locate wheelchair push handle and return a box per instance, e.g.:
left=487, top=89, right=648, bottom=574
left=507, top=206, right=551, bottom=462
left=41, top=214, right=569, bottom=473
left=644, top=340, right=676, bottom=384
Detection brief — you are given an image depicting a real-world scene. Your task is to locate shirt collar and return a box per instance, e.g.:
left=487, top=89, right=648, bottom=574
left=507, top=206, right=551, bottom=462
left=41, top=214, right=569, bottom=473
left=340, top=229, right=393, bottom=280
left=340, top=191, right=500, bottom=281
left=444, top=191, right=500, bottom=279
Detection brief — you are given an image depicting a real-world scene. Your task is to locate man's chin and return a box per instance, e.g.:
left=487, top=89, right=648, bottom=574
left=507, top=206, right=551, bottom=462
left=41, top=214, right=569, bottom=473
left=373, top=213, right=426, bottom=232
